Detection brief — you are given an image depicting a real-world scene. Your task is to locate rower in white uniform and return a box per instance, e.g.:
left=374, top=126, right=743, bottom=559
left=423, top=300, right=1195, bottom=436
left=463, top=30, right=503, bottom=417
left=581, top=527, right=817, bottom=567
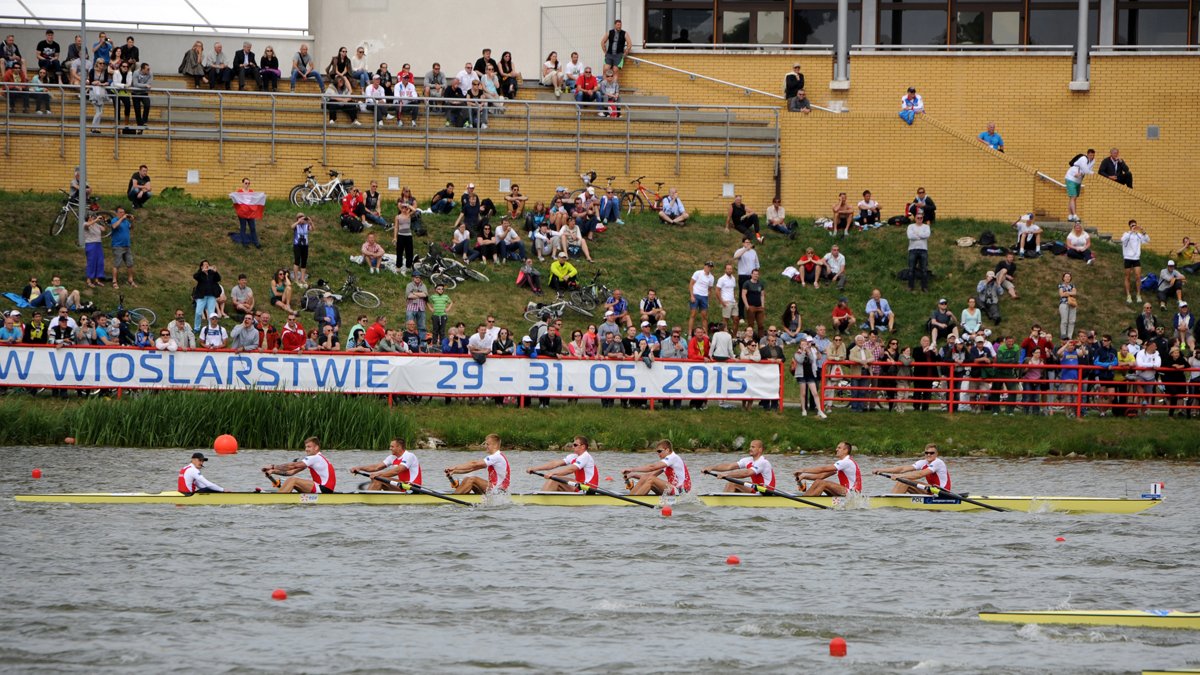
left=702, top=439, right=775, bottom=493
left=527, top=435, right=599, bottom=492
left=351, top=438, right=421, bottom=491
left=873, top=443, right=951, bottom=494
left=263, top=436, right=337, bottom=494
left=444, top=433, right=510, bottom=494
left=177, top=452, right=226, bottom=494
left=621, top=439, right=691, bottom=496
left=793, top=441, right=861, bottom=497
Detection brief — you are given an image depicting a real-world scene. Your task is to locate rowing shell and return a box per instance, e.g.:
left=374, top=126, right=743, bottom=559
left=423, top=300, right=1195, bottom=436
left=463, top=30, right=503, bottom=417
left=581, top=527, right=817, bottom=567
left=980, top=610, right=1200, bottom=629
left=14, top=491, right=1163, bottom=513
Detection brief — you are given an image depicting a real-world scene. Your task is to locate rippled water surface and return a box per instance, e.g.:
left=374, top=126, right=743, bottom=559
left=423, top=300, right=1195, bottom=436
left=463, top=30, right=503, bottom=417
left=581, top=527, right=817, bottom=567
left=1, top=447, right=1198, bottom=674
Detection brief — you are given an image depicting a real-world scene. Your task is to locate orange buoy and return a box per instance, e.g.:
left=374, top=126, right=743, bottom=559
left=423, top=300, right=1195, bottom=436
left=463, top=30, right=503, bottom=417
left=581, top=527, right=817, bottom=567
left=726, top=555, right=740, bottom=565
left=271, top=588, right=287, bottom=600
left=1055, top=536, right=1066, bottom=542
left=829, top=637, right=847, bottom=657
left=661, top=506, right=673, bottom=517
left=214, top=434, right=239, bottom=455
left=64, top=437, right=75, bottom=445
left=32, top=468, right=42, bottom=479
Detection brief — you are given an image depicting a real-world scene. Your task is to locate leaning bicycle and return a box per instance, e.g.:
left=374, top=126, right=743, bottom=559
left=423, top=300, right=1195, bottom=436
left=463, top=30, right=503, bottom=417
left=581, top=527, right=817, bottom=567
left=568, top=269, right=610, bottom=311
left=115, top=293, right=157, bottom=326
left=303, top=268, right=381, bottom=308
left=52, top=189, right=114, bottom=237
left=622, top=175, right=664, bottom=215
left=289, top=165, right=355, bottom=207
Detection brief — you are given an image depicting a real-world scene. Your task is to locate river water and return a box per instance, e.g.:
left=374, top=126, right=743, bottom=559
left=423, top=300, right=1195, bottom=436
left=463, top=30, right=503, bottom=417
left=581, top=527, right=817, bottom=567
left=1, top=446, right=1197, bottom=674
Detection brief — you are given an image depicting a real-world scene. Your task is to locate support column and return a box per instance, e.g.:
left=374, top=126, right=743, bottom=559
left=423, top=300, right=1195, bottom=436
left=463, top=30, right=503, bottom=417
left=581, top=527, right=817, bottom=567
left=1070, top=0, right=1091, bottom=89
left=606, top=0, right=616, bottom=29
left=1098, top=0, right=1115, bottom=46
left=831, top=0, right=852, bottom=90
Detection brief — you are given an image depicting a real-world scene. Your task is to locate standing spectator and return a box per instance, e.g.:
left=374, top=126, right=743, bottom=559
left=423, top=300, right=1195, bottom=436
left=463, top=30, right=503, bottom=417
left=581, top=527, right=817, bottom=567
left=977, top=122, right=1004, bottom=151
left=784, top=63, right=805, bottom=111
left=865, top=288, right=895, bottom=332
left=290, top=213, right=313, bottom=287
left=741, top=269, right=767, bottom=339
left=1121, top=219, right=1149, bottom=303
left=259, top=46, right=280, bottom=91
left=598, top=68, right=620, bottom=118
left=231, top=177, right=263, bottom=249
left=733, top=236, right=759, bottom=317
left=1133, top=340, right=1161, bottom=415
left=898, top=86, right=924, bottom=125
left=832, top=192, right=854, bottom=237
left=81, top=214, right=106, bottom=287
left=350, top=46, right=370, bottom=89
left=822, top=244, right=847, bottom=291
left=109, top=207, right=136, bottom=288
left=687, top=261, right=715, bottom=337
left=1065, top=149, right=1095, bottom=222
left=906, top=210, right=931, bottom=293
left=498, top=51, right=521, bottom=99
left=406, top=273, right=429, bottom=350
left=233, top=42, right=259, bottom=90
left=601, top=19, right=631, bottom=80
left=1058, top=272, right=1078, bottom=341
left=178, top=41, right=206, bottom=88
left=847, top=334, right=872, bottom=412
left=857, top=190, right=881, bottom=227
left=716, top=263, right=739, bottom=336
left=192, top=261, right=221, bottom=330
left=726, top=196, right=762, bottom=242
left=392, top=197, right=416, bottom=272
left=428, top=283, right=453, bottom=348
left=1098, top=147, right=1133, bottom=188
left=204, top=42, right=232, bottom=90
left=86, top=57, right=111, bottom=134
left=1135, top=301, right=1159, bottom=342
left=1014, top=213, right=1042, bottom=258
left=129, top=62, right=152, bottom=132
left=110, top=59, right=136, bottom=130
left=289, top=44, right=322, bottom=92
left=1065, top=222, right=1095, bottom=264
left=659, top=188, right=689, bottom=225
left=1157, top=260, right=1186, bottom=310
left=37, top=30, right=61, bottom=84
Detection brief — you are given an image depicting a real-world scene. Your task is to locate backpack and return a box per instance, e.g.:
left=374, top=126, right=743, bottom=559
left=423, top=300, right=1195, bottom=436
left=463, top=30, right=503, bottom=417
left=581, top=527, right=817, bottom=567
left=1140, top=273, right=1159, bottom=292
left=978, top=230, right=996, bottom=246
left=528, top=320, right=547, bottom=345
left=1068, top=153, right=1085, bottom=167
left=299, top=292, right=322, bottom=312
left=887, top=214, right=911, bottom=227
left=340, top=214, right=364, bottom=233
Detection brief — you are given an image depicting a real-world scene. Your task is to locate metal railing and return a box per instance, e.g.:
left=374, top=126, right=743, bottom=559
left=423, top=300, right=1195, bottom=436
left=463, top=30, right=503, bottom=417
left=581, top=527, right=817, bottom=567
left=627, top=55, right=842, bottom=115
left=0, top=14, right=309, bottom=36
left=851, top=44, right=1074, bottom=52
left=642, top=43, right=834, bottom=51
left=2, top=83, right=780, bottom=177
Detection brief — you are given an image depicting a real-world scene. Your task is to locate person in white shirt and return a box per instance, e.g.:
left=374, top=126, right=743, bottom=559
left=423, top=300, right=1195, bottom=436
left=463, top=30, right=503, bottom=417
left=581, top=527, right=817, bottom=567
left=906, top=211, right=931, bottom=292
left=899, top=86, right=924, bottom=124
left=467, top=323, right=493, bottom=363
left=393, top=76, right=418, bottom=126
left=688, top=261, right=715, bottom=337
left=1065, top=149, right=1095, bottom=222
left=199, top=315, right=228, bottom=348
left=715, top=263, right=739, bottom=335
left=540, top=51, right=565, bottom=97
left=455, top=61, right=477, bottom=95
left=1065, top=222, right=1095, bottom=264
left=857, top=190, right=881, bottom=226
left=563, top=52, right=584, bottom=92
left=1157, top=262, right=1186, bottom=310
left=709, top=323, right=734, bottom=361
left=822, top=244, right=847, bottom=291
left=1120, top=219, right=1149, bottom=303
left=350, top=46, right=370, bottom=89
left=1133, top=341, right=1161, bottom=415
left=1013, top=213, right=1042, bottom=258
left=364, top=74, right=389, bottom=126
left=155, top=328, right=178, bottom=352
left=659, top=188, right=688, bottom=225
left=765, top=197, right=793, bottom=238
left=178, top=452, right=225, bottom=494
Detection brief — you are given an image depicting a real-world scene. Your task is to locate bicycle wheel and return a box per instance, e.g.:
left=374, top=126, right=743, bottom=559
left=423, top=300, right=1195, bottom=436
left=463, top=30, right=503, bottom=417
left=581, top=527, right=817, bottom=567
left=462, top=266, right=489, bottom=283
left=352, top=290, right=381, bottom=308
left=524, top=307, right=543, bottom=323
left=430, top=273, right=457, bottom=290
left=129, top=307, right=157, bottom=326
left=569, top=290, right=597, bottom=311
left=51, top=209, right=68, bottom=236
left=621, top=193, right=644, bottom=216
left=304, top=287, right=328, bottom=304
left=566, top=301, right=594, bottom=318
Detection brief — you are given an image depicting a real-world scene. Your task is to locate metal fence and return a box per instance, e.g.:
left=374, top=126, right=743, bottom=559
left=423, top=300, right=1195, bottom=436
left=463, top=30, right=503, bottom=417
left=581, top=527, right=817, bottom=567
left=540, top=1, right=622, bottom=66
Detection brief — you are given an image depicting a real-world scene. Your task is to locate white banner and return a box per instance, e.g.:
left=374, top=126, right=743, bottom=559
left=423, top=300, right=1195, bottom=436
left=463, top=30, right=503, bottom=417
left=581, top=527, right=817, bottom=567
left=0, top=347, right=782, bottom=400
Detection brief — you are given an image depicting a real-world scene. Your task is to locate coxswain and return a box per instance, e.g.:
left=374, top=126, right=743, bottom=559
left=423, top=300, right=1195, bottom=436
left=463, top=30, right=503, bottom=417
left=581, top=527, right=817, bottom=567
left=702, top=438, right=775, bottom=493
left=263, top=436, right=337, bottom=493
left=178, top=452, right=226, bottom=494
left=527, top=435, right=598, bottom=492
left=873, top=443, right=951, bottom=494
left=621, top=439, right=691, bottom=496
left=444, top=433, right=510, bottom=494
left=350, top=437, right=420, bottom=491
left=793, top=441, right=861, bottom=497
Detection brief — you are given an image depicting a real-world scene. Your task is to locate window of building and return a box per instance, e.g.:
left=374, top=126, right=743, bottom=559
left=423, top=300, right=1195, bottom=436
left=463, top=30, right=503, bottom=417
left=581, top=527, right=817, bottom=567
left=953, top=1, right=1023, bottom=44
left=718, top=1, right=788, bottom=44
left=878, top=1, right=950, bottom=45
left=1027, top=0, right=1100, bottom=45
left=793, top=3, right=863, bottom=44
left=1116, top=0, right=1190, bottom=44
left=647, top=4, right=716, bottom=44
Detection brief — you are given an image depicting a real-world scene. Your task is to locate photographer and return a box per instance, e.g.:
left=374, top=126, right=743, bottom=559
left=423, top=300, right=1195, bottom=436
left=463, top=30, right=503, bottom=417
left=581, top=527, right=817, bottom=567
left=1120, top=219, right=1149, bottom=304
left=290, top=212, right=313, bottom=288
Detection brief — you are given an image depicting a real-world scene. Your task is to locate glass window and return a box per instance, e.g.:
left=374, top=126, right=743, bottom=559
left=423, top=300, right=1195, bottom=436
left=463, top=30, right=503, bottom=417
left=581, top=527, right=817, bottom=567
left=956, top=11, right=985, bottom=44
left=879, top=9, right=949, bottom=45
left=992, top=11, right=1021, bottom=44
left=1028, top=8, right=1098, bottom=45
left=723, top=10, right=752, bottom=42
left=793, top=7, right=862, bottom=44
left=1117, top=3, right=1189, bottom=44
left=757, top=10, right=787, bottom=42
left=647, top=8, right=715, bottom=44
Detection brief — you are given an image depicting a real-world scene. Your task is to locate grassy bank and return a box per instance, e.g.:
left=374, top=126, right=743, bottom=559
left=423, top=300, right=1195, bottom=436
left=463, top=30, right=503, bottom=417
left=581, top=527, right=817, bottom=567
left=0, top=392, right=1194, bottom=459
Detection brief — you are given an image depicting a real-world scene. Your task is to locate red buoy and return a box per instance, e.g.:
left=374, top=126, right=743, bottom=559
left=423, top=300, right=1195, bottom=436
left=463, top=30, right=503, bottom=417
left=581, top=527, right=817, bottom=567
left=829, top=637, right=847, bottom=657
left=214, top=434, right=239, bottom=455
left=31, top=468, right=42, bottom=479
left=726, top=555, right=740, bottom=565
left=271, top=588, right=287, bottom=601
left=1055, top=536, right=1066, bottom=542
left=661, top=506, right=673, bottom=517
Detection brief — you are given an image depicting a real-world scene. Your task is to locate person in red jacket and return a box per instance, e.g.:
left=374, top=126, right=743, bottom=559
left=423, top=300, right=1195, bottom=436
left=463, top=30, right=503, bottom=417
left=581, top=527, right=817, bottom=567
left=687, top=325, right=709, bottom=360
left=279, top=313, right=306, bottom=352
left=365, top=315, right=388, bottom=347
left=341, top=187, right=366, bottom=226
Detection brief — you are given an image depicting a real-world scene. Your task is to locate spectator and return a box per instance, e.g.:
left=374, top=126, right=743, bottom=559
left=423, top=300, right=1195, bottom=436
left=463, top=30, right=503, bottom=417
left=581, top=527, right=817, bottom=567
left=857, top=190, right=881, bottom=227
left=596, top=187, right=622, bottom=226
left=259, top=46, right=280, bottom=91
left=450, top=220, right=473, bottom=261
left=899, top=86, right=924, bottom=124
left=154, top=327, right=178, bottom=352
left=994, top=251, right=1019, bottom=299
left=820, top=244, right=847, bottom=291
left=472, top=222, right=499, bottom=263
left=357, top=181, right=388, bottom=229
left=1058, top=272, right=1078, bottom=340
left=574, top=66, right=599, bottom=107
left=556, top=213, right=592, bottom=261
left=784, top=63, right=805, bottom=111
left=65, top=35, right=87, bottom=85
left=907, top=187, right=936, bottom=223
left=37, top=30, right=61, bottom=84
left=503, top=185, right=528, bottom=220
left=86, top=57, right=111, bottom=134
left=831, top=297, right=855, bottom=334
left=1065, top=222, right=1095, bottom=264
left=496, top=218, right=527, bottom=262
left=713, top=263, right=739, bottom=335
left=958, top=296, right=982, bottom=336
left=374, top=62, right=395, bottom=92
left=687, top=261, right=715, bottom=336
left=191, top=261, right=222, bottom=330
left=92, top=32, right=112, bottom=67
left=325, top=75, right=359, bottom=125
left=166, top=310, right=195, bottom=350
left=561, top=52, right=584, bottom=93
left=269, top=269, right=293, bottom=313
left=1115, top=219, right=1150, bottom=303
left=279, top=313, right=306, bottom=352
left=466, top=79, right=488, bottom=129
left=598, top=68, right=620, bottom=118
left=110, top=59, right=135, bottom=130
left=832, top=192, right=854, bottom=237
left=128, top=164, right=152, bottom=209
left=763, top=196, right=793, bottom=238
left=228, top=274, right=255, bottom=317
left=1157, top=260, right=1186, bottom=310
left=788, top=247, right=821, bottom=288
left=313, top=292, right=341, bottom=340
left=290, top=44, right=322, bottom=91
left=0, top=312, right=23, bottom=344
left=178, top=41, right=206, bottom=87
left=233, top=42, right=259, bottom=90
left=129, top=62, right=151, bottom=131
left=360, top=232, right=385, bottom=274
left=549, top=252, right=578, bottom=293
left=315, top=324, right=338, bottom=351
left=364, top=74, right=389, bottom=125
left=82, top=213, right=106, bottom=288
left=977, top=271, right=1003, bottom=325
left=443, top=77, right=467, bottom=126
left=640, top=289, right=666, bottom=324
left=122, top=36, right=139, bottom=66
left=1174, top=302, right=1196, bottom=349
left=23, top=67, right=50, bottom=114
left=454, top=61, right=478, bottom=95
left=1162, top=344, right=1189, bottom=416
left=1135, top=302, right=1158, bottom=342
left=847, top=334, right=873, bottom=412
left=421, top=62, right=445, bottom=116
left=659, top=188, right=689, bottom=225
left=601, top=18, right=631, bottom=79
left=906, top=210, right=931, bottom=293
left=741, top=269, right=767, bottom=339
left=1065, top=149, right=1095, bottom=223
left=325, top=46, right=352, bottom=88
left=726, top=196, right=762, bottom=242
left=204, top=42, right=232, bottom=90
left=430, top=183, right=456, bottom=215
left=516, top=257, right=543, bottom=295
left=404, top=273, right=429, bottom=349
left=196, top=315, right=225, bottom=349
left=229, top=314, right=260, bottom=352
left=925, top=297, right=957, bottom=344
left=498, top=51, right=521, bottom=99
left=1174, top=237, right=1200, bottom=275
left=1014, top=213, right=1042, bottom=258
left=350, top=46, right=370, bottom=89
left=31, top=275, right=81, bottom=311
left=290, top=213, right=313, bottom=288
left=481, top=62, right=505, bottom=111
left=865, top=288, right=895, bottom=332
left=1133, top=340, right=1160, bottom=415
left=1098, top=147, right=1133, bottom=189
left=978, top=122, right=1004, bottom=151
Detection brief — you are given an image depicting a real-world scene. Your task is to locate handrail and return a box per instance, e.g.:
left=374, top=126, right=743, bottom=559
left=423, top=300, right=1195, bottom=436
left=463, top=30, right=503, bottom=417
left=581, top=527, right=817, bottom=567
left=642, top=43, right=834, bottom=51
left=852, top=44, right=1073, bottom=51
left=627, top=55, right=842, bottom=114
left=1093, top=44, right=1199, bottom=52
left=0, top=14, right=310, bottom=36
left=1036, top=172, right=1068, bottom=189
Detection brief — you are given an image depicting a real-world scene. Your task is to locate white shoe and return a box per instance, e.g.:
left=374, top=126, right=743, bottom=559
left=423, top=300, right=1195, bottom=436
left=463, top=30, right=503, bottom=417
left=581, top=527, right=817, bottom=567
left=801, top=409, right=807, bottom=417
left=411, top=121, right=416, bottom=127
left=481, top=123, right=488, bottom=129
left=818, top=411, right=827, bottom=419
left=378, top=121, right=384, bottom=127
left=385, top=113, right=395, bottom=120
left=328, top=120, right=335, bottom=125
left=352, top=120, right=362, bottom=126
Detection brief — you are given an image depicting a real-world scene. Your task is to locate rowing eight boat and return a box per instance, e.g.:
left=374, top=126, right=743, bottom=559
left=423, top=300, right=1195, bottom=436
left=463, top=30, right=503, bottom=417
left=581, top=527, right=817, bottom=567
left=979, top=610, right=1200, bottom=629
left=14, top=491, right=1163, bottom=513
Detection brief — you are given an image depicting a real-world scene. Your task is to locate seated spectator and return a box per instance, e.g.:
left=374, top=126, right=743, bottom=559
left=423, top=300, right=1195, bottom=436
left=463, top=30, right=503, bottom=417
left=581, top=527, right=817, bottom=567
left=831, top=297, right=855, bottom=334
left=532, top=221, right=553, bottom=261
left=598, top=68, right=620, bottom=118
left=793, top=248, right=824, bottom=287
left=906, top=187, right=936, bottom=223
left=341, top=186, right=365, bottom=225
left=1013, top=213, right=1042, bottom=257
left=258, top=46, right=281, bottom=91
left=465, top=79, right=488, bottom=129
left=1157, top=260, right=1186, bottom=309
left=1174, top=302, right=1196, bottom=349
left=455, top=61, right=478, bottom=94
left=350, top=46, right=370, bottom=89
left=898, top=86, right=924, bottom=125
left=516, top=258, right=543, bottom=294
left=374, top=63, right=395, bottom=91
left=128, top=164, right=152, bottom=209
left=204, top=42, right=232, bottom=90
left=822, top=244, right=847, bottom=290
left=977, top=271, right=1004, bottom=324
left=361, top=181, right=388, bottom=228
left=233, top=42, right=259, bottom=90
left=317, top=324, right=339, bottom=350
left=659, top=188, right=689, bottom=225
left=496, top=218, right=527, bottom=262
left=978, top=122, right=1004, bottom=151
left=864, top=288, right=895, bottom=332
left=1098, top=147, right=1133, bottom=189
left=961, top=297, right=983, bottom=336
left=597, top=188, right=622, bottom=225
left=555, top=218, right=592, bottom=262
left=765, top=197, right=793, bottom=237
left=1065, top=222, right=1095, bottom=264
left=926, top=298, right=958, bottom=343
left=325, top=46, right=352, bottom=88
left=784, top=63, right=805, bottom=112
left=725, top=195, right=762, bottom=242
left=549, top=252, right=578, bottom=293
left=36, top=30, right=61, bottom=84
left=857, top=190, right=881, bottom=226
left=0, top=312, right=24, bottom=343
left=443, top=77, right=466, bottom=127
left=471, top=222, right=499, bottom=264
left=179, top=41, right=207, bottom=88
left=361, top=232, right=385, bottom=273
left=563, top=52, right=584, bottom=92
left=574, top=66, right=599, bottom=106
left=313, top=292, right=341, bottom=338
left=364, top=74, right=389, bottom=125
left=430, top=182, right=456, bottom=215
left=32, top=275, right=82, bottom=311
left=229, top=274, right=255, bottom=316
left=27, top=68, right=52, bottom=114
left=541, top=51, right=565, bottom=97
left=640, top=289, right=665, bottom=324
left=498, top=51, right=521, bottom=99
left=831, top=192, right=854, bottom=237
left=994, top=251, right=1019, bottom=299
left=325, top=75, right=359, bottom=125
left=451, top=221, right=473, bottom=261
left=505, top=185, right=528, bottom=220
left=605, top=289, right=633, bottom=328
left=289, top=44, right=323, bottom=92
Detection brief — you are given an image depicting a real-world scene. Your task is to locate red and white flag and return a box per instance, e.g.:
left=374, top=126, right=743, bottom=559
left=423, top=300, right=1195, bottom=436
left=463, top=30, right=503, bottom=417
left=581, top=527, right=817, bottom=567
left=230, top=190, right=267, bottom=219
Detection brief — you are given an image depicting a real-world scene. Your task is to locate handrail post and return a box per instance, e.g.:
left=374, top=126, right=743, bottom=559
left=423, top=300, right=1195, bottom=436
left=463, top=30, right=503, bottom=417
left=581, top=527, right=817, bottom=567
left=423, top=98, right=430, bottom=170
left=724, top=106, right=731, bottom=176
left=774, top=108, right=781, bottom=179
left=524, top=101, right=531, bottom=172
left=321, top=94, right=327, bottom=166
left=4, top=89, right=10, bottom=156
left=372, top=97, right=378, bottom=167
left=217, top=92, right=224, bottom=163
left=948, top=366, right=956, bottom=416
left=475, top=103, right=482, bottom=171
left=674, top=106, right=681, bottom=176
left=624, top=102, right=631, bottom=175
left=1076, top=371, right=1084, bottom=418
left=575, top=104, right=582, bottom=174
left=165, top=91, right=172, bottom=160
left=270, top=94, right=276, bottom=164
left=817, top=362, right=828, bottom=411
left=112, top=90, right=119, bottom=160
left=58, top=85, right=65, bottom=157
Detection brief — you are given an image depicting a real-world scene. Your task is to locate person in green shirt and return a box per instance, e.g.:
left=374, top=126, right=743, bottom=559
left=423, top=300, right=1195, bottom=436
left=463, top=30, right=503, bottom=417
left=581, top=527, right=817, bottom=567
left=992, top=334, right=1022, bottom=413
left=428, top=283, right=453, bottom=348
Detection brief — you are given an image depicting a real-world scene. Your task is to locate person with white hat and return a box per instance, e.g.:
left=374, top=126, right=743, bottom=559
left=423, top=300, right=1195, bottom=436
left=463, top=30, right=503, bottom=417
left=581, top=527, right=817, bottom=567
left=1013, top=212, right=1042, bottom=258
left=1157, top=259, right=1186, bottom=310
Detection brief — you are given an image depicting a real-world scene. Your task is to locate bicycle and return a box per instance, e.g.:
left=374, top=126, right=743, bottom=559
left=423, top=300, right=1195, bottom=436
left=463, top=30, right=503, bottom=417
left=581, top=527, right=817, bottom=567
left=569, top=172, right=622, bottom=202
left=115, top=293, right=157, bottom=326
left=414, top=242, right=489, bottom=288
left=303, top=268, right=381, bottom=308
left=52, top=189, right=114, bottom=237
left=622, top=176, right=665, bottom=216
left=523, top=295, right=594, bottom=322
left=289, top=165, right=355, bottom=207
left=568, top=269, right=610, bottom=312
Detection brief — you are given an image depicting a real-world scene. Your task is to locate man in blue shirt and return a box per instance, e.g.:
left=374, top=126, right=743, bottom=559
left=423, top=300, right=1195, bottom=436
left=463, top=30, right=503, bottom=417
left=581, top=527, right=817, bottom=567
left=313, top=293, right=341, bottom=340
left=109, top=207, right=136, bottom=288
left=865, top=288, right=895, bottom=332
left=978, top=122, right=1004, bottom=152
left=0, top=312, right=24, bottom=343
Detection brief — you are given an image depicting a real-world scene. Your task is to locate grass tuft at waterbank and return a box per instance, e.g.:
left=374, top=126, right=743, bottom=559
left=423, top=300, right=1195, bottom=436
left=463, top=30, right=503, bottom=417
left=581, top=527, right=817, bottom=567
left=0, top=392, right=1194, bottom=458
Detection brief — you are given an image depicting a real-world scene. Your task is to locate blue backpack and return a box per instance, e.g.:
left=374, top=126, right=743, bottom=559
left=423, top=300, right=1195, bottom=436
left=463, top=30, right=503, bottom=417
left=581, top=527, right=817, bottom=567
left=1140, top=273, right=1159, bottom=291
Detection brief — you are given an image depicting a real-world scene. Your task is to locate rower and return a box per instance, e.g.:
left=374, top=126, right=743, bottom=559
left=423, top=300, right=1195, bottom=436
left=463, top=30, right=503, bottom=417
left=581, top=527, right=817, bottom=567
left=873, top=443, right=951, bottom=494
left=444, top=433, right=510, bottom=494
left=263, top=436, right=337, bottom=493
left=527, top=435, right=598, bottom=492
left=702, top=439, right=774, bottom=493
left=793, top=441, right=861, bottom=497
left=178, top=452, right=226, bottom=494
left=351, top=438, right=420, bottom=491
left=621, top=439, right=691, bottom=496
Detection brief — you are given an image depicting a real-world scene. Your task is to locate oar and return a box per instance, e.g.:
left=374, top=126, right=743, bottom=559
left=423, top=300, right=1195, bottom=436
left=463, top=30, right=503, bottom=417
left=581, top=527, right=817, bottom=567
left=261, top=468, right=282, bottom=489
left=703, top=469, right=828, bottom=509
left=877, top=472, right=1009, bottom=512
left=352, top=470, right=473, bottom=506
left=529, top=470, right=656, bottom=509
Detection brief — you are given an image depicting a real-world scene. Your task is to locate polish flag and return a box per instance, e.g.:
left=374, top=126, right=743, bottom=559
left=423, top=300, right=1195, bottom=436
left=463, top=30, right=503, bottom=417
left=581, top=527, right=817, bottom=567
left=230, top=190, right=267, bottom=219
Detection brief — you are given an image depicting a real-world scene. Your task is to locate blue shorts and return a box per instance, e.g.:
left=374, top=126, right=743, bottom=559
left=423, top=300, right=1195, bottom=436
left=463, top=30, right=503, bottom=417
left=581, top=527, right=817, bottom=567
left=1066, top=180, right=1081, bottom=198
left=690, top=296, right=709, bottom=311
